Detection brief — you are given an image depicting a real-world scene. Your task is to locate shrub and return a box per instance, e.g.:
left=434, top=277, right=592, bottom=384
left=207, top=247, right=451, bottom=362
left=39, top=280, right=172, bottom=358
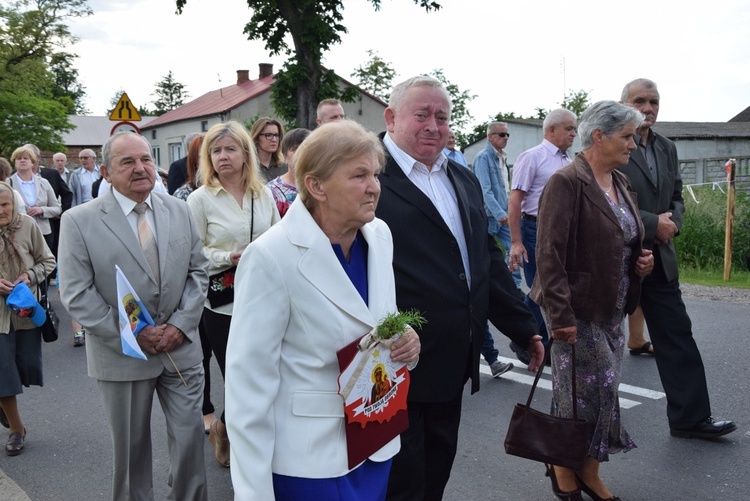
left=675, top=185, right=750, bottom=271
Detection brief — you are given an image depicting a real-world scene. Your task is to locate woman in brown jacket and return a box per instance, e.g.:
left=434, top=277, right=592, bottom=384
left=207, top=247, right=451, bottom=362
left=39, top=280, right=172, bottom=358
left=530, top=101, right=654, bottom=501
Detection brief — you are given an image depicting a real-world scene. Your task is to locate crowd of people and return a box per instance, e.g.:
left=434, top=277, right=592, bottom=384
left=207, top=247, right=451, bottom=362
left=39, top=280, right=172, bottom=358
left=0, top=76, right=737, bottom=501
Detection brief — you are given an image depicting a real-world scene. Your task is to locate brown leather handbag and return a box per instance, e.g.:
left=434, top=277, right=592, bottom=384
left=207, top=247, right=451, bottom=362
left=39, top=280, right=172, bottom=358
left=504, top=341, right=588, bottom=470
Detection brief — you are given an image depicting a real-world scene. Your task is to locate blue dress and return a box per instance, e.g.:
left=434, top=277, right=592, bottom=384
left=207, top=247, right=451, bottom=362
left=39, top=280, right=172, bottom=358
left=550, top=186, right=638, bottom=462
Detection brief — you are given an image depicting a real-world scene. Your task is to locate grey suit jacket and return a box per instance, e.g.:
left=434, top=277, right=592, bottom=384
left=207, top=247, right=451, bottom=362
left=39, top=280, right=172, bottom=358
left=619, top=131, right=683, bottom=282
left=59, top=189, right=209, bottom=381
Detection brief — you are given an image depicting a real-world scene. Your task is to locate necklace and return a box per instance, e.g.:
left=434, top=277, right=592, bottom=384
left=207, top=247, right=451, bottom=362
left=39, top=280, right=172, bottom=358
left=600, top=183, right=612, bottom=195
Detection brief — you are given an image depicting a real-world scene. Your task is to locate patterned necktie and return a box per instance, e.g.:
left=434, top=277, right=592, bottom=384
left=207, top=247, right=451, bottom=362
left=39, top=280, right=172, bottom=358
left=133, top=202, right=160, bottom=287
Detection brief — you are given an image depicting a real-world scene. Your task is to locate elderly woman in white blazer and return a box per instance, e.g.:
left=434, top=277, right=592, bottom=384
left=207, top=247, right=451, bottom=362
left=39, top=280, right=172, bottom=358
left=9, top=146, right=61, bottom=249
left=225, top=121, right=421, bottom=501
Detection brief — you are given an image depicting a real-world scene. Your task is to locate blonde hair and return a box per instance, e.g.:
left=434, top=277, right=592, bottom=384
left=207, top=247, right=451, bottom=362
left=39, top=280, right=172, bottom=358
left=295, top=120, right=384, bottom=210
left=200, top=121, right=264, bottom=196
left=10, top=145, right=37, bottom=164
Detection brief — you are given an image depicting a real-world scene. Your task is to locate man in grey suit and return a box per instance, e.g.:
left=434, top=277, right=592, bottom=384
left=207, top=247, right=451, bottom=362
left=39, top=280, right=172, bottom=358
left=59, top=132, right=209, bottom=500
left=619, top=78, right=735, bottom=440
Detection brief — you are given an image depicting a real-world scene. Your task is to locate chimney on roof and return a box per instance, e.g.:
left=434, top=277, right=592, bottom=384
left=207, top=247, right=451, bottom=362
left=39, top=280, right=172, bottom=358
left=237, top=70, right=250, bottom=85
left=259, top=63, right=273, bottom=79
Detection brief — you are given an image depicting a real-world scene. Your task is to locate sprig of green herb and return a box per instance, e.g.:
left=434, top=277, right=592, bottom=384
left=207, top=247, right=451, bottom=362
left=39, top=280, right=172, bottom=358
left=375, top=309, right=426, bottom=340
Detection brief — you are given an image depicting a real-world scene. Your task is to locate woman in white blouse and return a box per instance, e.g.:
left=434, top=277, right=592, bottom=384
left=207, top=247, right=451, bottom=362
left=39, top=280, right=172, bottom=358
left=8, top=146, right=61, bottom=250
left=187, top=121, right=280, bottom=467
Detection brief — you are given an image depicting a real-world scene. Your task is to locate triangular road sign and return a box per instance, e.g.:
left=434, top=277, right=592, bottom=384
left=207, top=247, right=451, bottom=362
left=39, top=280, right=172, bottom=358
left=109, top=93, right=142, bottom=122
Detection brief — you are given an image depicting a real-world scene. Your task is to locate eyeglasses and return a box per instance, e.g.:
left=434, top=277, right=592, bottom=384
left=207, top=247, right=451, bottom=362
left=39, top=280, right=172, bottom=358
left=261, top=133, right=281, bottom=140
left=490, top=132, right=510, bottom=138
left=79, top=156, right=92, bottom=160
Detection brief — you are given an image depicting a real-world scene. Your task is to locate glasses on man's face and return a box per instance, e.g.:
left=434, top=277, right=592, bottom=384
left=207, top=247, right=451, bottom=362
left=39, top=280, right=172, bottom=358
left=79, top=156, right=91, bottom=160
left=261, top=133, right=281, bottom=140
left=491, top=132, right=510, bottom=138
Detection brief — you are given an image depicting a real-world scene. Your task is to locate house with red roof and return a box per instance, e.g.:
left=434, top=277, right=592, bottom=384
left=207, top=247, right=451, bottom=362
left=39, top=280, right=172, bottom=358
left=140, top=64, right=388, bottom=169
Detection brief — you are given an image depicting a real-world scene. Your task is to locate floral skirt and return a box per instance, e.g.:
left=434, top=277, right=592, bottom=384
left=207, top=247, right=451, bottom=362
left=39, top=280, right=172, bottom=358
left=549, top=310, right=636, bottom=462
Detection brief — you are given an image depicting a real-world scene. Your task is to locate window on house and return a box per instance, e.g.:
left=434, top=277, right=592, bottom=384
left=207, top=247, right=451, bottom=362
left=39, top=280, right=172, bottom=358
left=169, top=143, right=182, bottom=163
left=152, top=147, right=161, bottom=167
left=201, top=120, right=209, bottom=132
left=151, top=130, right=157, bottom=140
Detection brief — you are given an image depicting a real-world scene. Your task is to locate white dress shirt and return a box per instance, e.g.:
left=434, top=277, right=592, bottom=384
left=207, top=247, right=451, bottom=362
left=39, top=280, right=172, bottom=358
left=384, top=133, right=471, bottom=288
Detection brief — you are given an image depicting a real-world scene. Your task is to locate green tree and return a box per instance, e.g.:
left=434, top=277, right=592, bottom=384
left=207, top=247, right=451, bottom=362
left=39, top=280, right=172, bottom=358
left=152, top=70, right=189, bottom=116
left=560, top=89, right=591, bottom=117
left=534, top=89, right=591, bottom=121
left=428, top=68, right=476, bottom=146
left=175, top=0, right=440, bottom=129
left=351, top=49, right=397, bottom=102
left=50, top=51, right=88, bottom=114
left=0, top=0, right=91, bottom=156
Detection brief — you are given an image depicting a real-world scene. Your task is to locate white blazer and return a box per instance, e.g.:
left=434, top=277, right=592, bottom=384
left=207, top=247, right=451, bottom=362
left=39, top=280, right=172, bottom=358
left=225, top=199, right=400, bottom=500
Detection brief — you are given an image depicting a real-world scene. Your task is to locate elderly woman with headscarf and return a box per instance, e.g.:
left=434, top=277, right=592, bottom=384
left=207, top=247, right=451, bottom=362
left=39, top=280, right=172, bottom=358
left=530, top=101, right=654, bottom=501
left=225, top=120, right=420, bottom=500
left=0, top=181, right=56, bottom=456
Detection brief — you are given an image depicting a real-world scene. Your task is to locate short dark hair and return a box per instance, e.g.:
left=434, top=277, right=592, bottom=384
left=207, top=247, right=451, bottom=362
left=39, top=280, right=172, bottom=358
left=281, top=128, right=311, bottom=156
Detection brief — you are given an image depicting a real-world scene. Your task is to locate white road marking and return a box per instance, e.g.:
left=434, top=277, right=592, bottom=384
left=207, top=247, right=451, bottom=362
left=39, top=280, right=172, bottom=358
left=480, top=355, right=666, bottom=410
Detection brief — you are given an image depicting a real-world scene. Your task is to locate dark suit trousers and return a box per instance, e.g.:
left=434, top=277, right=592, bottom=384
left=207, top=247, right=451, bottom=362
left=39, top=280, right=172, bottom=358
left=386, top=391, right=463, bottom=501
left=639, top=261, right=711, bottom=429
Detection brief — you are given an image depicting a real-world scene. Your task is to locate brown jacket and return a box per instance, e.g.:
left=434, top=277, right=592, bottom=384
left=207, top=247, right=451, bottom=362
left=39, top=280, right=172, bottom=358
left=529, top=154, right=644, bottom=330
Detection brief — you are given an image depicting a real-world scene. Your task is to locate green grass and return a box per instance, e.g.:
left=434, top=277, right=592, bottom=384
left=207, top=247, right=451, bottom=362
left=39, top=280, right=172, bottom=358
left=679, top=266, right=750, bottom=288
left=675, top=186, right=750, bottom=277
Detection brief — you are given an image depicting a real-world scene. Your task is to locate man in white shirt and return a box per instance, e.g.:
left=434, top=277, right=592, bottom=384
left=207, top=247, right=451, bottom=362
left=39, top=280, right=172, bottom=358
left=376, top=75, right=544, bottom=500
left=70, top=149, right=101, bottom=206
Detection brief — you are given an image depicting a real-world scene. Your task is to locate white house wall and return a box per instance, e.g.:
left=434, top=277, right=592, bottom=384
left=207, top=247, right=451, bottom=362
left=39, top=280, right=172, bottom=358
left=146, top=93, right=276, bottom=168
left=147, top=90, right=387, bottom=170
left=464, top=123, right=582, bottom=168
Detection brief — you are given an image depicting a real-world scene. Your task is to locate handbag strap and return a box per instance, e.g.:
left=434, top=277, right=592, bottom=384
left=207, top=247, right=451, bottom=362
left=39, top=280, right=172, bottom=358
left=524, top=339, right=578, bottom=421
left=250, top=196, right=254, bottom=242
left=29, top=268, right=44, bottom=295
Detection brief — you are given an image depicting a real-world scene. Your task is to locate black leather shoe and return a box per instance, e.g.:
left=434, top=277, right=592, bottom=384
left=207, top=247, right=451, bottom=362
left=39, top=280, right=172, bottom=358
left=6, top=430, right=25, bottom=456
left=670, top=417, right=737, bottom=439
left=546, top=464, right=584, bottom=501
left=574, top=473, right=621, bottom=501
left=0, top=407, right=8, bottom=429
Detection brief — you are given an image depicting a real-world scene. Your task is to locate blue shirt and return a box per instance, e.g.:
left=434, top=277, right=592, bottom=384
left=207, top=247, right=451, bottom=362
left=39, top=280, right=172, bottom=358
left=443, top=148, right=468, bottom=168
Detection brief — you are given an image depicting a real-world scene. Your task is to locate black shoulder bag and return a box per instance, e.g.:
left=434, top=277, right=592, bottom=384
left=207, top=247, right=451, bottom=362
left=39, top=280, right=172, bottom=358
left=206, top=197, right=254, bottom=308
left=30, top=269, right=59, bottom=343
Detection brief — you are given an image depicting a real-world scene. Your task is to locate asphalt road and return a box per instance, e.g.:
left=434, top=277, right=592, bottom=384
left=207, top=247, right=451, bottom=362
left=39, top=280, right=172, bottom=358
left=1, top=292, right=747, bottom=501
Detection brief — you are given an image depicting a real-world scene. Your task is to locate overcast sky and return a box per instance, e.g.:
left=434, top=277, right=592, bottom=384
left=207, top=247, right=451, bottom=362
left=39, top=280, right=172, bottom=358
left=70, top=0, right=750, bottom=129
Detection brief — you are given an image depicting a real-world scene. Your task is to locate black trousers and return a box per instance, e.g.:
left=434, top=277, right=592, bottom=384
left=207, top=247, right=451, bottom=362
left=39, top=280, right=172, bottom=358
left=198, top=313, right=214, bottom=416
left=386, top=391, right=463, bottom=501
left=640, top=264, right=712, bottom=429
left=202, top=307, right=231, bottom=423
